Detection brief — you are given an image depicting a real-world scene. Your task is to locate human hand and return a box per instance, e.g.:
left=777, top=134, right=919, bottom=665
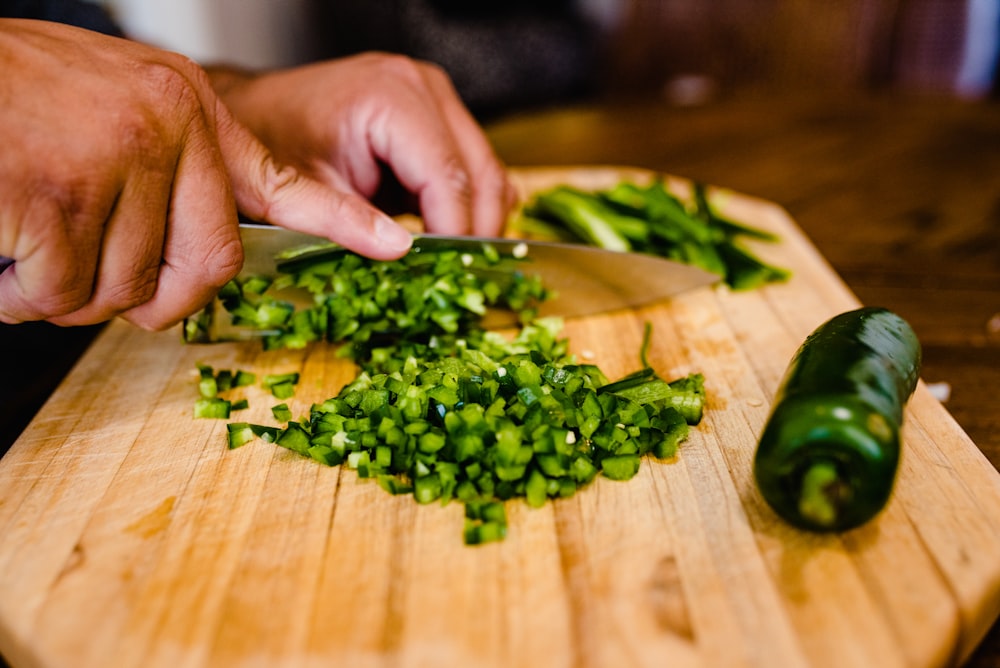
left=210, top=52, right=517, bottom=237
left=0, top=21, right=413, bottom=330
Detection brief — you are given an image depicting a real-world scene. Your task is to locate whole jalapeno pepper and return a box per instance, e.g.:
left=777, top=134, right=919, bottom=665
left=753, top=306, right=921, bottom=531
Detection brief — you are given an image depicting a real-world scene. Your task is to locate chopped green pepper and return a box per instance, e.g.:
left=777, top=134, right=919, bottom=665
left=243, top=317, right=703, bottom=544
left=195, top=242, right=709, bottom=544
left=272, top=403, right=293, bottom=422
left=194, top=397, right=231, bottom=419
left=184, top=238, right=549, bottom=349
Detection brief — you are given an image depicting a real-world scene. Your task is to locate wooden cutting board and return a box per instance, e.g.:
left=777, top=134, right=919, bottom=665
left=2, top=166, right=999, bottom=668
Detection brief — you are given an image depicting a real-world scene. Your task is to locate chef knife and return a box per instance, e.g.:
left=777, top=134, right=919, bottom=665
left=187, top=222, right=719, bottom=341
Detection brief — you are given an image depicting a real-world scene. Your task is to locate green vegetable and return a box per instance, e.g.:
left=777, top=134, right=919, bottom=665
left=220, top=306, right=704, bottom=544
left=753, top=307, right=921, bottom=532
left=194, top=397, right=232, bottom=420
left=183, top=240, right=549, bottom=348
left=192, top=241, right=709, bottom=544
left=227, top=422, right=280, bottom=449
left=266, top=319, right=703, bottom=545
left=272, top=403, right=293, bottom=422
left=464, top=501, right=508, bottom=545
left=197, top=364, right=219, bottom=399
left=194, top=363, right=257, bottom=418
left=526, top=186, right=634, bottom=252
left=191, top=364, right=273, bottom=418
left=263, top=372, right=300, bottom=399
left=520, top=178, right=790, bottom=291
left=196, top=364, right=255, bottom=398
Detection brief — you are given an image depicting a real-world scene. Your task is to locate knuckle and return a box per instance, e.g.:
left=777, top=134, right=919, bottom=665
left=200, top=229, right=244, bottom=287
left=132, top=59, right=211, bottom=144
left=254, top=159, right=308, bottom=218
left=474, top=162, right=510, bottom=198
left=37, top=286, right=92, bottom=318
left=112, top=106, right=174, bottom=167
left=138, top=59, right=203, bottom=112
left=21, top=163, right=111, bottom=229
left=367, top=52, right=436, bottom=86
left=6, top=197, right=97, bottom=318
left=439, top=155, right=473, bottom=200
left=261, top=161, right=304, bottom=197
left=18, top=270, right=93, bottom=319
left=113, top=61, right=206, bottom=168
left=101, top=265, right=160, bottom=312
left=420, top=60, right=453, bottom=87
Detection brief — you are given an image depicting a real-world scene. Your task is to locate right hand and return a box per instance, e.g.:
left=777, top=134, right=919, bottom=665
left=0, top=19, right=414, bottom=331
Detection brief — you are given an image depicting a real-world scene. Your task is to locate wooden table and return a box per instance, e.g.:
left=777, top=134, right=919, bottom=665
left=0, top=90, right=997, bottom=666
left=486, top=90, right=1000, bottom=665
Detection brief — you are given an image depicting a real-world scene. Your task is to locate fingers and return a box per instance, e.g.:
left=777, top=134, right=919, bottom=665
left=340, top=56, right=515, bottom=238
left=421, top=66, right=517, bottom=237
left=0, top=120, right=240, bottom=331
left=123, top=66, right=416, bottom=327
left=45, top=170, right=169, bottom=327
left=214, top=54, right=515, bottom=240
left=371, top=63, right=510, bottom=236
left=118, top=126, right=244, bottom=330
left=0, top=32, right=509, bottom=333
left=0, top=197, right=100, bottom=324
left=214, top=100, right=413, bottom=259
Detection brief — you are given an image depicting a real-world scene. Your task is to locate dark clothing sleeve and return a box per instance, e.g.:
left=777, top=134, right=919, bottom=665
left=0, top=0, right=124, bottom=36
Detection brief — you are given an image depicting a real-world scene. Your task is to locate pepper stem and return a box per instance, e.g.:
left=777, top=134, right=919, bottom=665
left=797, top=460, right=848, bottom=528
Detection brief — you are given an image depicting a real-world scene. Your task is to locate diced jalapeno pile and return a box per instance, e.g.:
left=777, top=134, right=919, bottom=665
left=192, top=202, right=709, bottom=545
left=228, top=318, right=703, bottom=544
left=184, top=242, right=547, bottom=349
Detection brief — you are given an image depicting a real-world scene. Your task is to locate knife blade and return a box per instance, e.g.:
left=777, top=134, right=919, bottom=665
left=186, top=223, right=718, bottom=342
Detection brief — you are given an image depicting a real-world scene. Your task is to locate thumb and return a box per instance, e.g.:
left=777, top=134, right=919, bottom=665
left=212, top=101, right=413, bottom=260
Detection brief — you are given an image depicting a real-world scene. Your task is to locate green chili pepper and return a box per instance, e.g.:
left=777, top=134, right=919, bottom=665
left=753, top=307, right=921, bottom=532
left=520, top=178, right=790, bottom=290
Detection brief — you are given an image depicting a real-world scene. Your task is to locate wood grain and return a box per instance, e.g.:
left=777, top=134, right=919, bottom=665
left=1, top=166, right=998, bottom=668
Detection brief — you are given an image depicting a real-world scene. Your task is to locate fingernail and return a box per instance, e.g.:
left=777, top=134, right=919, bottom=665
left=375, top=215, right=413, bottom=253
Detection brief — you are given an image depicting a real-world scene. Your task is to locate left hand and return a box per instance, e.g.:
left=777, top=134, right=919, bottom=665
left=211, top=52, right=517, bottom=238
